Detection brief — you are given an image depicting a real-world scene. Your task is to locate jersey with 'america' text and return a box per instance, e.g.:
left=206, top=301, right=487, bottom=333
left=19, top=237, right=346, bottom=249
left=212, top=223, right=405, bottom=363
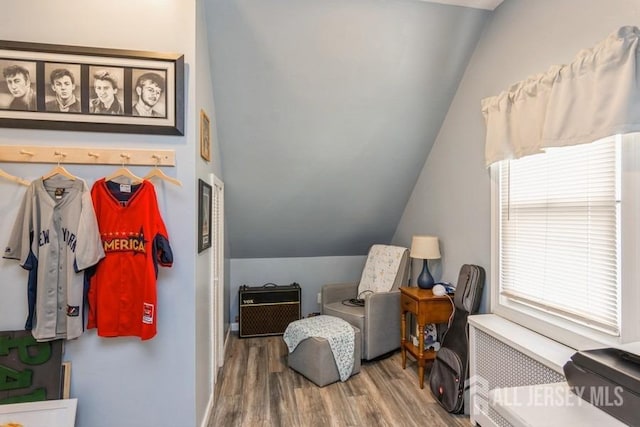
left=88, top=178, right=173, bottom=340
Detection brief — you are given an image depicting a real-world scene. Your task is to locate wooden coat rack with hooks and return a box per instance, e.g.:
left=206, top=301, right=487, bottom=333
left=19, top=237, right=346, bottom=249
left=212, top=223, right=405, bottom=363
left=0, top=145, right=175, bottom=166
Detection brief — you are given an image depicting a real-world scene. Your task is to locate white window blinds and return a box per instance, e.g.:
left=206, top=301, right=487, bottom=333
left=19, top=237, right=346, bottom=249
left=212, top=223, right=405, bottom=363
left=499, top=136, right=620, bottom=335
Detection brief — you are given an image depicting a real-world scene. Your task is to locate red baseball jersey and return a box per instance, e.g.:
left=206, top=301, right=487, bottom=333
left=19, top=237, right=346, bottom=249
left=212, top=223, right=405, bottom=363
left=88, top=179, right=173, bottom=340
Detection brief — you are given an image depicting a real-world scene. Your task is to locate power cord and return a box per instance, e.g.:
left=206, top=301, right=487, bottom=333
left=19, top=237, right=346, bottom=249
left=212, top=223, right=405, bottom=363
left=341, top=290, right=373, bottom=307
left=446, top=294, right=455, bottom=328
left=439, top=294, right=456, bottom=342
left=342, top=298, right=365, bottom=307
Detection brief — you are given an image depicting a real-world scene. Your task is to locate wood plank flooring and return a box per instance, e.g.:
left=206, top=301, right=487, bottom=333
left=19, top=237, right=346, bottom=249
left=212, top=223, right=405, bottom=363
left=208, top=333, right=471, bottom=427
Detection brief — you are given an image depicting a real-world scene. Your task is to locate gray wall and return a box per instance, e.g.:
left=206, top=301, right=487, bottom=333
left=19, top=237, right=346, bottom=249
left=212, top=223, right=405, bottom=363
left=212, top=0, right=489, bottom=328
left=196, top=0, right=226, bottom=422
left=393, top=0, right=640, bottom=313
left=0, top=1, right=223, bottom=426
left=206, top=0, right=489, bottom=259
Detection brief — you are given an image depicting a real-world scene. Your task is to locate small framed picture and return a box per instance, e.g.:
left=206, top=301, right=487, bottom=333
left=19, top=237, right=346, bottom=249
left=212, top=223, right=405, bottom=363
left=200, top=109, right=211, bottom=161
left=198, top=179, right=212, bottom=253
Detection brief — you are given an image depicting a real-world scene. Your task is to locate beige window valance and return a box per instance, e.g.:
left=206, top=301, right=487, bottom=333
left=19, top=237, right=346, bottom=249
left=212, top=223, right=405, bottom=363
left=481, top=26, right=640, bottom=167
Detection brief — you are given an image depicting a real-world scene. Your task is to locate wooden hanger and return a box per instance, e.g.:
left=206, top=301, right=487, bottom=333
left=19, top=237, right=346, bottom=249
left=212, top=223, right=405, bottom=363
left=42, top=151, right=77, bottom=181
left=104, top=154, right=143, bottom=184
left=0, top=168, right=30, bottom=186
left=143, top=154, right=182, bottom=186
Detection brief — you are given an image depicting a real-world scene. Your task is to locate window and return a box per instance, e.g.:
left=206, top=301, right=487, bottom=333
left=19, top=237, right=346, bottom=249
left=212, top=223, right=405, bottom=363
left=491, top=134, right=640, bottom=347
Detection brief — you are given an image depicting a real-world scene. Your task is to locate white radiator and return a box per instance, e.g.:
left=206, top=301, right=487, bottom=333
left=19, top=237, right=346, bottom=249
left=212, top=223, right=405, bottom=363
left=468, top=314, right=574, bottom=427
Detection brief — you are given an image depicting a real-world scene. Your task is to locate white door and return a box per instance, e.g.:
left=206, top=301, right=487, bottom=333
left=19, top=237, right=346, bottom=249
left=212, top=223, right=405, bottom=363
left=210, top=174, right=224, bottom=383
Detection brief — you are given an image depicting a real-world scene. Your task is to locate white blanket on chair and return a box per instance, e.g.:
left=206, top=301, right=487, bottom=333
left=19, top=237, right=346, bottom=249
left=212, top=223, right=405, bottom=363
left=283, top=315, right=355, bottom=382
left=357, top=244, right=407, bottom=295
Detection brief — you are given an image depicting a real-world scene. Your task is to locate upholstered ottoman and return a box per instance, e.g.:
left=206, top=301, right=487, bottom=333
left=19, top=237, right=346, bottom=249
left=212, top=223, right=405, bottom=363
left=283, top=315, right=361, bottom=387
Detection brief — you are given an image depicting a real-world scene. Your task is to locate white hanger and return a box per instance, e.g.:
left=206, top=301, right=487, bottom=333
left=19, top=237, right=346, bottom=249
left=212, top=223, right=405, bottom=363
left=42, top=151, right=77, bottom=181
left=143, top=154, right=182, bottom=186
left=104, top=154, right=143, bottom=184
left=0, top=167, right=30, bottom=186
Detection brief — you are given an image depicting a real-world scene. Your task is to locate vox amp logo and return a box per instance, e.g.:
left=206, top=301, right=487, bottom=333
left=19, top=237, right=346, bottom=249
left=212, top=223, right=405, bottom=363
left=243, top=299, right=255, bottom=304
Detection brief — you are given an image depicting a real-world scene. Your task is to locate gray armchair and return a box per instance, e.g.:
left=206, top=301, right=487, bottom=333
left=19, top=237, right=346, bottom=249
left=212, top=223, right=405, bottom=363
left=321, top=245, right=410, bottom=360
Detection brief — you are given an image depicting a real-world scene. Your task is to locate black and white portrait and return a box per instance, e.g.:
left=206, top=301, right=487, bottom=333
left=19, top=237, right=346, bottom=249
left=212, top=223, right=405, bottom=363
left=44, top=63, right=82, bottom=113
left=131, top=69, right=166, bottom=118
left=0, top=60, right=37, bottom=111
left=89, top=66, right=124, bottom=115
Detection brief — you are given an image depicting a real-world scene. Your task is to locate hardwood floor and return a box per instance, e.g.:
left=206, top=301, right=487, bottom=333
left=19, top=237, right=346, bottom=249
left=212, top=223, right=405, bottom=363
left=208, top=333, right=471, bottom=427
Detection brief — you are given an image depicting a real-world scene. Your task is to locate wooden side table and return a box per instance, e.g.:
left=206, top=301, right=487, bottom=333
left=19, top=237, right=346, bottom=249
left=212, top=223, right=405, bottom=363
left=400, top=286, right=454, bottom=389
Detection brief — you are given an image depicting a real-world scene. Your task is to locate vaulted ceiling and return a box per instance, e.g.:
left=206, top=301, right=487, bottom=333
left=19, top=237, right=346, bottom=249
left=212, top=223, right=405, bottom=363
left=205, top=0, right=496, bottom=258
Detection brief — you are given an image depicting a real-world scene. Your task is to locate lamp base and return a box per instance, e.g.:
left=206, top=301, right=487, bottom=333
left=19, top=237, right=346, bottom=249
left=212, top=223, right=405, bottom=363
left=417, top=259, right=435, bottom=289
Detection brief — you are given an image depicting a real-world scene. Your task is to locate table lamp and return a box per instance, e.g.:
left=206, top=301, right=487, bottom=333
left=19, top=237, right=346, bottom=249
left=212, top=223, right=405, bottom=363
left=410, top=235, right=441, bottom=289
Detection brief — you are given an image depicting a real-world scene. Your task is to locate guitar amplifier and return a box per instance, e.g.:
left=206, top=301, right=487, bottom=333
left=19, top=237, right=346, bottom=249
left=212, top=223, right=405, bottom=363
left=239, top=283, right=301, bottom=338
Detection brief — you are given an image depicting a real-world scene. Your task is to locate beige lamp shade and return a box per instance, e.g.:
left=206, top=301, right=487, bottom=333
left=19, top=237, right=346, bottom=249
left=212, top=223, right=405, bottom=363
left=410, top=235, right=441, bottom=260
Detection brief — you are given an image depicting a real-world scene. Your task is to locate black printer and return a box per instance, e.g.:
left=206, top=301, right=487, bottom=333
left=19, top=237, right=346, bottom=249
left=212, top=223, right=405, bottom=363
left=564, top=347, right=640, bottom=426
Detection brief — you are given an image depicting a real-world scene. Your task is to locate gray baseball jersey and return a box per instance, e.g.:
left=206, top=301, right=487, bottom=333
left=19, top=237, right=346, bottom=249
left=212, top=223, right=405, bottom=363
left=3, top=176, right=104, bottom=341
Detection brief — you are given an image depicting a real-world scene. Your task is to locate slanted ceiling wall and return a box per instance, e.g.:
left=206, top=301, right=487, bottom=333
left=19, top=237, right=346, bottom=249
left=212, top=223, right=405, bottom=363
left=206, top=0, right=490, bottom=324
left=206, top=0, right=489, bottom=259
left=220, top=0, right=640, bottom=325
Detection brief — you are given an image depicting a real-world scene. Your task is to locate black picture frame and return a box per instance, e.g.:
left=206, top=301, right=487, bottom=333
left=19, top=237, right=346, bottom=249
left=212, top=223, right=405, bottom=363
left=0, top=40, right=184, bottom=135
left=198, top=179, right=212, bottom=253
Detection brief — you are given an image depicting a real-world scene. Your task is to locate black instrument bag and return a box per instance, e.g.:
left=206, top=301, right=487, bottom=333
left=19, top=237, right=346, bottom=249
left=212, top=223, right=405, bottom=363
left=563, top=347, right=640, bottom=426
left=429, top=264, right=485, bottom=413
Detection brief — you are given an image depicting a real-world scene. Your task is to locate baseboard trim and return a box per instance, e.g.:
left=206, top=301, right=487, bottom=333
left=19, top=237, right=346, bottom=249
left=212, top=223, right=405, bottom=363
left=203, top=327, right=232, bottom=427
left=200, top=392, right=214, bottom=427
left=223, top=326, right=231, bottom=358
left=231, top=322, right=238, bottom=331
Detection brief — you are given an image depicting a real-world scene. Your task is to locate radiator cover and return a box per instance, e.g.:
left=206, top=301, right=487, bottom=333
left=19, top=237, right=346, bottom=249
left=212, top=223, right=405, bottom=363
left=469, top=316, right=567, bottom=427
